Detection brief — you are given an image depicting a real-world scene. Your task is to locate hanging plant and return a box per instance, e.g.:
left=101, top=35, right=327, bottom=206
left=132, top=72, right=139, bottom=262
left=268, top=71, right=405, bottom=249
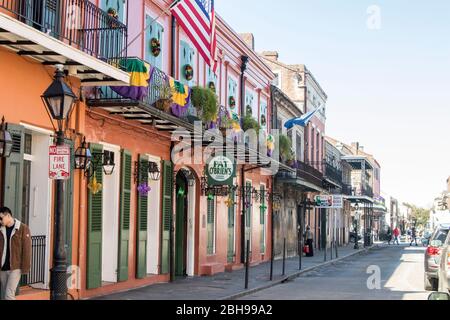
left=138, top=182, right=151, bottom=196
left=208, top=81, right=216, bottom=93
left=150, top=37, right=161, bottom=57
left=178, top=186, right=186, bottom=197
left=260, top=204, right=268, bottom=212
left=229, top=96, right=236, bottom=109
left=207, top=193, right=214, bottom=201
left=184, top=64, right=194, bottom=81
left=242, top=114, right=261, bottom=134
left=260, top=114, right=267, bottom=127
left=88, top=176, right=103, bottom=195
left=246, top=105, right=253, bottom=116
left=191, top=86, right=218, bottom=123
left=225, top=197, right=235, bottom=208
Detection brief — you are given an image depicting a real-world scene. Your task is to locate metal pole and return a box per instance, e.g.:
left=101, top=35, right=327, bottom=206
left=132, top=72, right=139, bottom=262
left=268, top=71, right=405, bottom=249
left=245, top=239, right=250, bottom=289
left=269, top=198, right=274, bottom=281
left=282, top=238, right=286, bottom=276
left=50, top=130, right=68, bottom=300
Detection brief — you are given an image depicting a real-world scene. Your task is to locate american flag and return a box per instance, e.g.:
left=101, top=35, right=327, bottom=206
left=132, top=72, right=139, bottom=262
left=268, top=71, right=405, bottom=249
left=171, top=0, right=218, bottom=73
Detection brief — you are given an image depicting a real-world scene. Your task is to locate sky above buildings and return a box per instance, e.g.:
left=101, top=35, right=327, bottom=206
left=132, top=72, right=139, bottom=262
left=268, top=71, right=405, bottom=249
left=216, top=0, right=450, bottom=208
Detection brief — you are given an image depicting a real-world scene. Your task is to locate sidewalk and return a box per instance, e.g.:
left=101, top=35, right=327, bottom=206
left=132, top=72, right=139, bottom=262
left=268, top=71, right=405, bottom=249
left=94, top=242, right=384, bottom=300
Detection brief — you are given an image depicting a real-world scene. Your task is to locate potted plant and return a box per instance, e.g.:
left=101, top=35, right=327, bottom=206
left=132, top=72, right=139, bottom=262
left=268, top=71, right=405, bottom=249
left=279, top=134, right=293, bottom=163
left=242, top=114, right=261, bottom=135
left=191, top=86, right=218, bottom=124
left=154, top=84, right=173, bottom=112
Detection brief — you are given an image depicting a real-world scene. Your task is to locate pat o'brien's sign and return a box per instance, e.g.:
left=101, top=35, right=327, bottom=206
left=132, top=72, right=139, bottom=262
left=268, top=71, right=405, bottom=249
left=206, top=155, right=236, bottom=186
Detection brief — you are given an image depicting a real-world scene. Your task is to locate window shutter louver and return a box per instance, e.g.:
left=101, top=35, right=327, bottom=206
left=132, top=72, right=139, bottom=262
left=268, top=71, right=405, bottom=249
left=161, top=161, right=173, bottom=274
left=136, top=154, right=149, bottom=279
left=118, top=150, right=131, bottom=282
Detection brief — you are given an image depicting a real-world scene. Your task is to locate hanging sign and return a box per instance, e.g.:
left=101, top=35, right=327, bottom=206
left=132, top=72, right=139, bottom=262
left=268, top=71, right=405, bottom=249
left=314, top=195, right=344, bottom=209
left=49, top=145, right=71, bottom=180
left=206, top=155, right=236, bottom=186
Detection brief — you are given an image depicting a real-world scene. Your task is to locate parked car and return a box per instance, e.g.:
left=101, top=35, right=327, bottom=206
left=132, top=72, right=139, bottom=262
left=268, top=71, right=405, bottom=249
left=424, top=223, right=450, bottom=291
left=438, top=230, right=450, bottom=293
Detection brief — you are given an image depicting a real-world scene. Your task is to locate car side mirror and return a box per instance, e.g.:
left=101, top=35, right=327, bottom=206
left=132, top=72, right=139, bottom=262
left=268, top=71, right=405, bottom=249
left=428, top=292, right=450, bottom=300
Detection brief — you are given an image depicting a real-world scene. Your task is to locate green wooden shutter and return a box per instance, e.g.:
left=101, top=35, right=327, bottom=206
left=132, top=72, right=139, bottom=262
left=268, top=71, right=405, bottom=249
left=101, top=0, right=126, bottom=22
left=118, top=150, right=131, bottom=282
left=64, top=139, right=74, bottom=266
left=245, top=181, right=252, bottom=256
left=161, top=161, right=173, bottom=274
left=180, top=40, right=195, bottom=86
left=3, top=124, right=24, bottom=216
left=260, top=186, right=266, bottom=253
left=207, top=197, right=215, bottom=255
left=145, top=15, right=164, bottom=69
left=136, top=154, right=149, bottom=279
left=86, top=143, right=103, bottom=289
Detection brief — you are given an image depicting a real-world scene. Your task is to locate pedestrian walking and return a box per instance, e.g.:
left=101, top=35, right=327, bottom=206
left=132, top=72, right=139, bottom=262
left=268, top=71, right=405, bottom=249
left=410, top=227, right=418, bottom=247
left=387, top=227, right=392, bottom=245
left=304, top=226, right=314, bottom=257
left=393, top=227, right=400, bottom=245
left=0, top=207, right=32, bottom=300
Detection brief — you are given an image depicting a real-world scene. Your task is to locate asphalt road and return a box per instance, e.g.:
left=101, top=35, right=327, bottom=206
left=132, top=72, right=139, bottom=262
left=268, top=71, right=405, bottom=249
left=240, top=244, right=430, bottom=300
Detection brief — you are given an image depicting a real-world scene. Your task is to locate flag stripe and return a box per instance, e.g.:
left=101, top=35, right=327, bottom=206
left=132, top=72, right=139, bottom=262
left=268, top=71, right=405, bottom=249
left=170, top=0, right=217, bottom=72
left=178, top=4, right=210, bottom=48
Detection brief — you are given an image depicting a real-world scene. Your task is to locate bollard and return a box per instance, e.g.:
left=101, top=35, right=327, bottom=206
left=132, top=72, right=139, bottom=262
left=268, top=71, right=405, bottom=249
left=245, top=239, right=250, bottom=289
left=282, top=238, right=286, bottom=276
left=335, top=240, right=339, bottom=259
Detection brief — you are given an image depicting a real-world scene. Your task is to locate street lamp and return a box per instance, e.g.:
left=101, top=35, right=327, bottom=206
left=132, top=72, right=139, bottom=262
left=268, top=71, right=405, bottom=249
left=0, top=117, right=13, bottom=158
left=41, top=64, right=77, bottom=300
left=354, top=204, right=360, bottom=250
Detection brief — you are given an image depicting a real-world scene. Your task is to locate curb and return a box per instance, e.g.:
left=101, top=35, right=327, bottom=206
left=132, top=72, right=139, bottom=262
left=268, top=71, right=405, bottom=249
left=219, top=244, right=383, bottom=300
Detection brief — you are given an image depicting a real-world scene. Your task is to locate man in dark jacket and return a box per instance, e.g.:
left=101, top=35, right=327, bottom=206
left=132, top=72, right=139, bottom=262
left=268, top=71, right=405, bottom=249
left=0, top=207, right=32, bottom=300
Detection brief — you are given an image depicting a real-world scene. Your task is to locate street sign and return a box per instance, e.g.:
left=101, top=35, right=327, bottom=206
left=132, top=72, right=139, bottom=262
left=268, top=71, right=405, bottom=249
left=315, top=195, right=344, bottom=208
left=49, top=145, right=71, bottom=180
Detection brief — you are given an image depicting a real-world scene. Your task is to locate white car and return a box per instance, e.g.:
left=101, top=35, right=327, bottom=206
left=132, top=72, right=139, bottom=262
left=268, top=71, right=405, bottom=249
left=438, top=230, right=450, bottom=293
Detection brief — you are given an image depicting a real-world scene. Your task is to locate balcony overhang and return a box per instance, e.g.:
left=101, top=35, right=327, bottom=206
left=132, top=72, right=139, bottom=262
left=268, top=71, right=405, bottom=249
left=344, top=195, right=374, bottom=204
left=342, top=156, right=373, bottom=170
left=276, top=173, right=326, bottom=193
left=0, top=12, right=129, bottom=86
left=323, top=177, right=341, bottom=189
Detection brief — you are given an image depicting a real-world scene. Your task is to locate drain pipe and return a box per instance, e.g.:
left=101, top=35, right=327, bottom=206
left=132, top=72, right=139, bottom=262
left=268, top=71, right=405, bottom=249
left=239, top=56, right=249, bottom=264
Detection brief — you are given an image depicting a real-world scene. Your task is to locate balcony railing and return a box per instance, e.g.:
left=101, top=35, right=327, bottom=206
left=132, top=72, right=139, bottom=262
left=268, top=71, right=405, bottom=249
left=324, top=162, right=343, bottom=185
left=342, top=184, right=353, bottom=196
left=0, top=0, right=127, bottom=66
left=296, top=161, right=324, bottom=187
left=350, top=184, right=374, bottom=198
left=20, top=235, right=46, bottom=286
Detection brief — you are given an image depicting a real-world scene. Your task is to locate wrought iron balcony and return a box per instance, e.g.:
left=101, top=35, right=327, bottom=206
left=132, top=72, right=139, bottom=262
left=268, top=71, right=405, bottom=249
left=324, top=162, right=343, bottom=186
left=296, top=161, right=324, bottom=187
left=342, top=184, right=353, bottom=196
left=0, top=0, right=128, bottom=67
left=350, top=184, right=374, bottom=198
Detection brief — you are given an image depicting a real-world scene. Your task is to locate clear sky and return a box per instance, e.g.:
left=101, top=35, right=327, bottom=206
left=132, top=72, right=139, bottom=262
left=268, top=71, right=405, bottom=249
left=216, top=0, right=450, bottom=208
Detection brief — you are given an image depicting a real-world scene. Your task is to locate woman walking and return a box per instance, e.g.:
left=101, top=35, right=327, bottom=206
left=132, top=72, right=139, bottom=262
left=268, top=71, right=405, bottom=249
left=304, top=226, right=314, bottom=257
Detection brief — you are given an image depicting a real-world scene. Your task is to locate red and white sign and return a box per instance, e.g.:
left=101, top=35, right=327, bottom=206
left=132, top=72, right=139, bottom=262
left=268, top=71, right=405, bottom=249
left=49, top=145, right=70, bottom=180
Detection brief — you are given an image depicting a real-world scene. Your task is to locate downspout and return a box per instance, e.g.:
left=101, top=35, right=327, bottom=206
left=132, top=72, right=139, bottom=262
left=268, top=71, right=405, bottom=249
left=269, top=87, right=276, bottom=275
left=239, top=55, right=249, bottom=264
left=171, top=15, right=176, bottom=78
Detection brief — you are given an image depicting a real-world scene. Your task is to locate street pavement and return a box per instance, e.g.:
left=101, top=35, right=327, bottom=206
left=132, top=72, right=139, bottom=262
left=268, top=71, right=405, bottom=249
left=94, top=243, right=373, bottom=300
left=240, top=244, right=430, bottom=300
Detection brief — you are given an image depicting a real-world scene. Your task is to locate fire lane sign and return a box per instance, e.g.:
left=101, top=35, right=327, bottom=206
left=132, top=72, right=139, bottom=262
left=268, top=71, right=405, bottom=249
left=49, top=145, right=70, bottom=180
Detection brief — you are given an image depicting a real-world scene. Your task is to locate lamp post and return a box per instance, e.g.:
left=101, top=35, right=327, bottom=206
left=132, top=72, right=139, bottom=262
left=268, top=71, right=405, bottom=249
left=41, top=64, right=77, bottom=300
left=354, top=204, right=360, bottom=250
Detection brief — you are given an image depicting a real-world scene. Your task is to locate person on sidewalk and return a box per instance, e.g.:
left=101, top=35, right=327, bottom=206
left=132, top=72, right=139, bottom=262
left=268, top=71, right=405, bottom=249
left=304, top=226, right=314, bottom=257
left=387, top=227, right=392, bottom=245
left=410, top=227, right=418, bottom=246
left=0, top=207, right=32, bottom=300
left=393, top=227, right=400, bottom=245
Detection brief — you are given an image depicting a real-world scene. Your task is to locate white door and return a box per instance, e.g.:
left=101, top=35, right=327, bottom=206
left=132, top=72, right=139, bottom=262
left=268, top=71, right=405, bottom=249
left=101, top=145, right=120, bottom=283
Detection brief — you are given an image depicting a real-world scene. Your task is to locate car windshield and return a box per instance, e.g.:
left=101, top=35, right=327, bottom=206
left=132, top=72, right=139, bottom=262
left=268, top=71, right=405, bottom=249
left=433, top=229, right=449, bottom=244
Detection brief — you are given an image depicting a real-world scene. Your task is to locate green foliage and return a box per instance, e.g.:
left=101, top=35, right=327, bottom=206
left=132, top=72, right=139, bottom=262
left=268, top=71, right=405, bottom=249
left=242, top=114, right=261, bottom=134
left=402, top=203, right=431, bottom=228
left=279, top=134, right=293, bottom=160
left=191, top=86, right=219, bottom=123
